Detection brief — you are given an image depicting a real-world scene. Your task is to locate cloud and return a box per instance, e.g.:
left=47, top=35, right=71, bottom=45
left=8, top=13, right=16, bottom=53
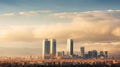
left=0, top=10, right=120, bottom=42
left=0, top=26, right=39, bottom=42
left=0, top=10, right=51, bottom=17
left=0, top=13, right=15, bottom=17
left=19, top=11, right=38, bottom=16
left=112, top=27, right=120, bottom=37
left=47, top=10, right=120, bottom=42
left=19, top=10, right=51, bottom=16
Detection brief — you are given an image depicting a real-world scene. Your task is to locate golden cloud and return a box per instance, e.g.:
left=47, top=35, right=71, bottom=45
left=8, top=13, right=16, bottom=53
left=0, top=10, right=120, bottom=43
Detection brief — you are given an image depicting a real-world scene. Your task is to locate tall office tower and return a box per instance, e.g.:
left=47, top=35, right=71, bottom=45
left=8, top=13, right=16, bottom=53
left=50, top=39, right=56, bottom=56
left=88, top=51, right=92, bottom=58
left=105, top=51, right=108, bottom=59
left=67, top=39, right=74, bottom=55
left=42, top=39, right=50, bottom=59
left=92, top=50, right=98, bottom=59
left=80, top=47, right=85, bottom=57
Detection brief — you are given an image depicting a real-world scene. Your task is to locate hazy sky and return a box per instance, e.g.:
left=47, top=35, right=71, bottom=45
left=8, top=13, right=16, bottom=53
left=0, top=0, right=120, bottom=56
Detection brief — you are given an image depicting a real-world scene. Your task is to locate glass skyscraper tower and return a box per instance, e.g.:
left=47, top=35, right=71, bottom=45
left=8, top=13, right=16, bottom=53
left=50, top=39, right=56, bottom=56
left=42, top=39, right=50, bottom=59
left=42, top=39, right=56, bottom=59
left=67, top=39, right=74, bottom=55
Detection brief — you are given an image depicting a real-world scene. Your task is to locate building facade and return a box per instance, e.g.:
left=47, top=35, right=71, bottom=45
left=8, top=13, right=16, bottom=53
left=67, top=39, right=74, bottom=55
left=50, top=39, right=56, bottom=56
left=42, top=39, right=56, bottom=59
left=80, top=47, right=85, bottom=57
left=42, top=39, right=50, bottom=59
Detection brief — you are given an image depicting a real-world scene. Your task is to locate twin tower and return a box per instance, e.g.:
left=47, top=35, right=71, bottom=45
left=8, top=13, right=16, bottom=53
left=42, top=39, right=74, bottom=59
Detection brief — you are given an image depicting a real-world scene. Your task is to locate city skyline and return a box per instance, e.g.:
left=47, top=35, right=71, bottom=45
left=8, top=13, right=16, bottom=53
left=42, top=38, right=110, bottom=59
left=0, top=0, right=119, bottom=57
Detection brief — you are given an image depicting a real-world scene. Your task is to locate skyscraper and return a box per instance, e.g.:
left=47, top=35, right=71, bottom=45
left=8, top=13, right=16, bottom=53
left=88, top=51, right=92, bottom=58
left=80, top=47, right=85, bottom=57
left=50, top=39, right=56, bottom=56
left=42, top=39, right=50, bottom=59
left=42, top=39, right=56, bottom=59
left=92, top=50, right=98, bottom=58
left=67, top=39, right=74, bottom=55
